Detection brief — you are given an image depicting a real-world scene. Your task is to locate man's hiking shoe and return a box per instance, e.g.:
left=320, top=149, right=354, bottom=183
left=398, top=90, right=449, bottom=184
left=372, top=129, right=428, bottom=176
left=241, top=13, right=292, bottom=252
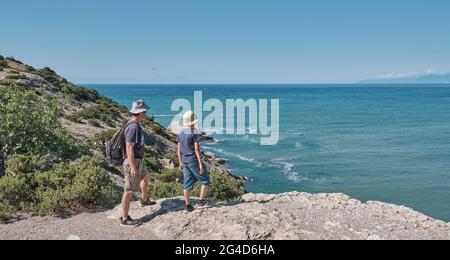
left=184, top=204, right=195, bottom=213
left=139, top=199, right=157, bottom=207
left=120, top=216, right=141, bottom=227
left=197, top=200, right=208, bottom=208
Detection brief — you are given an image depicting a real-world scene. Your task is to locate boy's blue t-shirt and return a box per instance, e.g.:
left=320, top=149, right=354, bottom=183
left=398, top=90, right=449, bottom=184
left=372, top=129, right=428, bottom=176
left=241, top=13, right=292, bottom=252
left=177, top=128, right=202, bottom=164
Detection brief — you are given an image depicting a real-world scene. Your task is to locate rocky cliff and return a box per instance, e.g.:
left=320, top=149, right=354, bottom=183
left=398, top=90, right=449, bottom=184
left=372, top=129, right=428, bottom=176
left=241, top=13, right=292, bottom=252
left=1, top=192, right=449, bottom=240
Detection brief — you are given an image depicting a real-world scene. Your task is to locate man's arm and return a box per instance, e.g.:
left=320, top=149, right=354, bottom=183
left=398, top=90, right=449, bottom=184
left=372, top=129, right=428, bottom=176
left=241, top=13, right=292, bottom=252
left=194, top=142, right=205, bottom=174
left=126, top=143, right=138, bottom=179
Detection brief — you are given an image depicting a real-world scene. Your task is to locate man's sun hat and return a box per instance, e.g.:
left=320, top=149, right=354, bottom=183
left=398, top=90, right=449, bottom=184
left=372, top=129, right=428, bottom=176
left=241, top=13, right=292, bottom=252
left=182, top=111, right=198, bottom=128
left=130, top=99, right=149, bottom=114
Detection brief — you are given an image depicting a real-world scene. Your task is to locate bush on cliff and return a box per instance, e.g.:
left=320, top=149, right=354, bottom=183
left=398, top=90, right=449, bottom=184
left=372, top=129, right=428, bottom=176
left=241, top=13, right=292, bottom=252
left=66, top=103, right=122, bottom=127
left=148, top=169, right=245, bottom=201
left=0, top=59, right=7, bottom=70
left=61, top=83, right=101, bottom=102
left=0, top=202, right=16, bottom=222
left=5, top=154, right=50, bottom=176
left=0, top=87, right=87, bottom=173
left=36, top=67, right=62, bottom=85
left=0, top=157, right=119, bottom=218
left=5, top=57, right=23, bottom=64
left=5, top=74, right=28, bottom=80
left=0, top=87, right=119, bottom=221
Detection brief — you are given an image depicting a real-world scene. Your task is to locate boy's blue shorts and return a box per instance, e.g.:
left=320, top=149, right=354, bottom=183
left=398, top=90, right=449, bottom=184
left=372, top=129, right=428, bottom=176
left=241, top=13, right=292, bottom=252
left=183, top=161, right=211, bottom=190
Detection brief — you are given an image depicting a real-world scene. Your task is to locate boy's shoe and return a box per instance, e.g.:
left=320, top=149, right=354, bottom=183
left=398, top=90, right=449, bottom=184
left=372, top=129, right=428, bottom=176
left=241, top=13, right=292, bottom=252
left=197, top=199, right=208, bottom=208
left=184, top=204, right=195, bottom=213
left=139, top=199, right=157, bottom=207
left=120, top=216, right=142, bottom=227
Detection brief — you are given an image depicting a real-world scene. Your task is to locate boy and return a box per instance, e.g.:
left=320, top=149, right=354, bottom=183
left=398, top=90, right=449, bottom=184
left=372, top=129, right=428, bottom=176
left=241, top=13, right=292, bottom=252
left=177, top=111, right=211, bottom=213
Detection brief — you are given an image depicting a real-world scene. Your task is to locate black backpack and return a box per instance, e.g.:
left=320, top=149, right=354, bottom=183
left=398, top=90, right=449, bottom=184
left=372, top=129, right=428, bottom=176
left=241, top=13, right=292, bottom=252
left=106, top=122, right=136, bottom=166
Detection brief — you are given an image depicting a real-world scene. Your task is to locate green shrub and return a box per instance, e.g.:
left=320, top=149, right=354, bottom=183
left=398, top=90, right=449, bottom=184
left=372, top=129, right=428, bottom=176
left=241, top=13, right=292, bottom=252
left=147, top=169, right=245, bottom=202
left=26, top=65, right=36, bottom=72
left=5, top=154, right=49, bottom=176
left=144, top=158, right=163, bottom=173
left=156, top=168, right=182, bottom=183
left=0, top=54, right=4, bottom=60
left=166, top=152, right=181, bottom=167
left=33, top=157, right=119, bottom=214
left=61, top=83, right=101, bottom=102
left=97, top=98, right=129, bottom=114
left=203, top=171, right=245, bottom=201
left=0, top=202, right=17, bottom=222
left=0, top=174, right=37, bottom=210
left=65, top=114, right=83, bottom=123
left=0, top=157, right=119, bottom=219
left=36, top=67, right=62, bottom=85
left=0, top=59, right=7, bottom=69
left=5, top=57, right=23, bottom=64
left=0, top=87, right=88, bottom=175
left=68, top=104, right=121, bottom=127
left=148, top=182, right=183, bottom=200
left=0, top=79, right=17, bottom=87
left=88, top=119, right=101, bottom=127
left=140, top=117, right=176, bottom=142
left=5, top=74, right=28, bottom=80
left=150, top=124, right=165, bottom=136
left=88, top=129, right=116, bottom=151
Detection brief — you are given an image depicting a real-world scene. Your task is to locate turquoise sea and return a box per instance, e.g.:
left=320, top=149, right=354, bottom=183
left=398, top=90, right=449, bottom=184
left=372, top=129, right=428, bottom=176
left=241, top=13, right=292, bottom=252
left=86, top=84, right=450, bottom=221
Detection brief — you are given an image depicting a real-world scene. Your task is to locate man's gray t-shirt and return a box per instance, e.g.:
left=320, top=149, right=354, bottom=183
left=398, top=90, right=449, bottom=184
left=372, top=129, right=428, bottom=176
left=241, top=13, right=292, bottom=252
left=124, top=122, right=145, bottom=159
left=177, top=128, right=202, bottom=164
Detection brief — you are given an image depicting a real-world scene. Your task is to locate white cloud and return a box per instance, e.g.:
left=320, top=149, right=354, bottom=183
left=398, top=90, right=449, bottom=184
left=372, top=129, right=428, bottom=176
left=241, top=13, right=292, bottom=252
left=376, top=69, right=448, bottom=80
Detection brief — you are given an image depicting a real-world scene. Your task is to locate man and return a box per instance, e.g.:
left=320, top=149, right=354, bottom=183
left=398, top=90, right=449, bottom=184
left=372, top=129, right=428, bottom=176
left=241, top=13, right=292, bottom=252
left=177, top=111, right=211, bottom=213
left=121, top=99, right=156, bottom=227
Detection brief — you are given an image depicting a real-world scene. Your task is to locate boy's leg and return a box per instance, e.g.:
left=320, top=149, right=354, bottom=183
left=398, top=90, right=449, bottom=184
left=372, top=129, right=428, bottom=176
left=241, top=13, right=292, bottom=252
left=183, top=163, right=195, bottom=206
left=184, top=189, right=191, bottom=206
left=200, top=185, right=208, bottom=200
left=192, top=164, right=210, bottom=201
left=122, top=192, right=133, bottom=220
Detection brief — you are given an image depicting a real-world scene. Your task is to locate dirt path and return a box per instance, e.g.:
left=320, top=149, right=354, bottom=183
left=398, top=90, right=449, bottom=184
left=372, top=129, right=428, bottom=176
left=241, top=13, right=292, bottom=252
left=0, top=211, right=157, bottom=240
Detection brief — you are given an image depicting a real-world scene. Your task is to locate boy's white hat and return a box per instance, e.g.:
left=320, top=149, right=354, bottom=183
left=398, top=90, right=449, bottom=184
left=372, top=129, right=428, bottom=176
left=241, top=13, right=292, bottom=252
left=182, top=111, right=198, bottom=128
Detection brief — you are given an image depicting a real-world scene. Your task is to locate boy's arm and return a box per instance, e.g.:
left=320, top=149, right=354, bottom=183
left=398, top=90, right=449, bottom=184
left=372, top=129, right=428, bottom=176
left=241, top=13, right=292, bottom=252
left=194, top=142, right=205, bottom=174
left=177, top=143, right=183, bottom=170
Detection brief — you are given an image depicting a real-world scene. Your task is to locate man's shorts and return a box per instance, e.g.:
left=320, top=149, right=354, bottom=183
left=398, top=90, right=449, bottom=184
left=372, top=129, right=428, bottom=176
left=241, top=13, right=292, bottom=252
left=183, top=161, right=211, bottom=190
left=123, top=158, right=150, bottom=192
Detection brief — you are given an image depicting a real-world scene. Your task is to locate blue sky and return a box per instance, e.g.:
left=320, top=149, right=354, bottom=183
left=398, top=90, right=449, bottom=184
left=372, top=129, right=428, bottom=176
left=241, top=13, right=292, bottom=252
left=1, top=0, right=450, bottom=84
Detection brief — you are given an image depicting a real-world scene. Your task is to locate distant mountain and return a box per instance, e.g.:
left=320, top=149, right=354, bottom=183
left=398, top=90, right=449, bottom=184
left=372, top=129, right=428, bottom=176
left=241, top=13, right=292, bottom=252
left=359, top=70, right=450, bottom=84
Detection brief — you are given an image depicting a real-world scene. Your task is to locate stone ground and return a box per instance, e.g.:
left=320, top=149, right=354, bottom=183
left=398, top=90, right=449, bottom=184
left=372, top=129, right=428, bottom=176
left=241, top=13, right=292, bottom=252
left=1, top=192, right=449, bottom=240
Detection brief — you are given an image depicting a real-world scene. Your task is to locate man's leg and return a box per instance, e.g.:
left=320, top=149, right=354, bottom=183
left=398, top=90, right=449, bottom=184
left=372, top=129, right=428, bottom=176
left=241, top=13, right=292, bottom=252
left=140, top=175, right=149, bottom=202
left=122, top=192, right=133, bottom=220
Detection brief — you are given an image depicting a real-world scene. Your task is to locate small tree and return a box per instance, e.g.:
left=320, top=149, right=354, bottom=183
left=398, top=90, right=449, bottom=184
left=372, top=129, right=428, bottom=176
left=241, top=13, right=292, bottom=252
left=0, top=87, right=86, bottom=175
left=0, top=60, right=7, bottom=69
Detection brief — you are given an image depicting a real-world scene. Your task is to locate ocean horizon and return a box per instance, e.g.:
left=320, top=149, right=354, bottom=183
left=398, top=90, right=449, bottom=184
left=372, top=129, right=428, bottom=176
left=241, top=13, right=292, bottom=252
left=86, top=84, right=450, bottom=221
